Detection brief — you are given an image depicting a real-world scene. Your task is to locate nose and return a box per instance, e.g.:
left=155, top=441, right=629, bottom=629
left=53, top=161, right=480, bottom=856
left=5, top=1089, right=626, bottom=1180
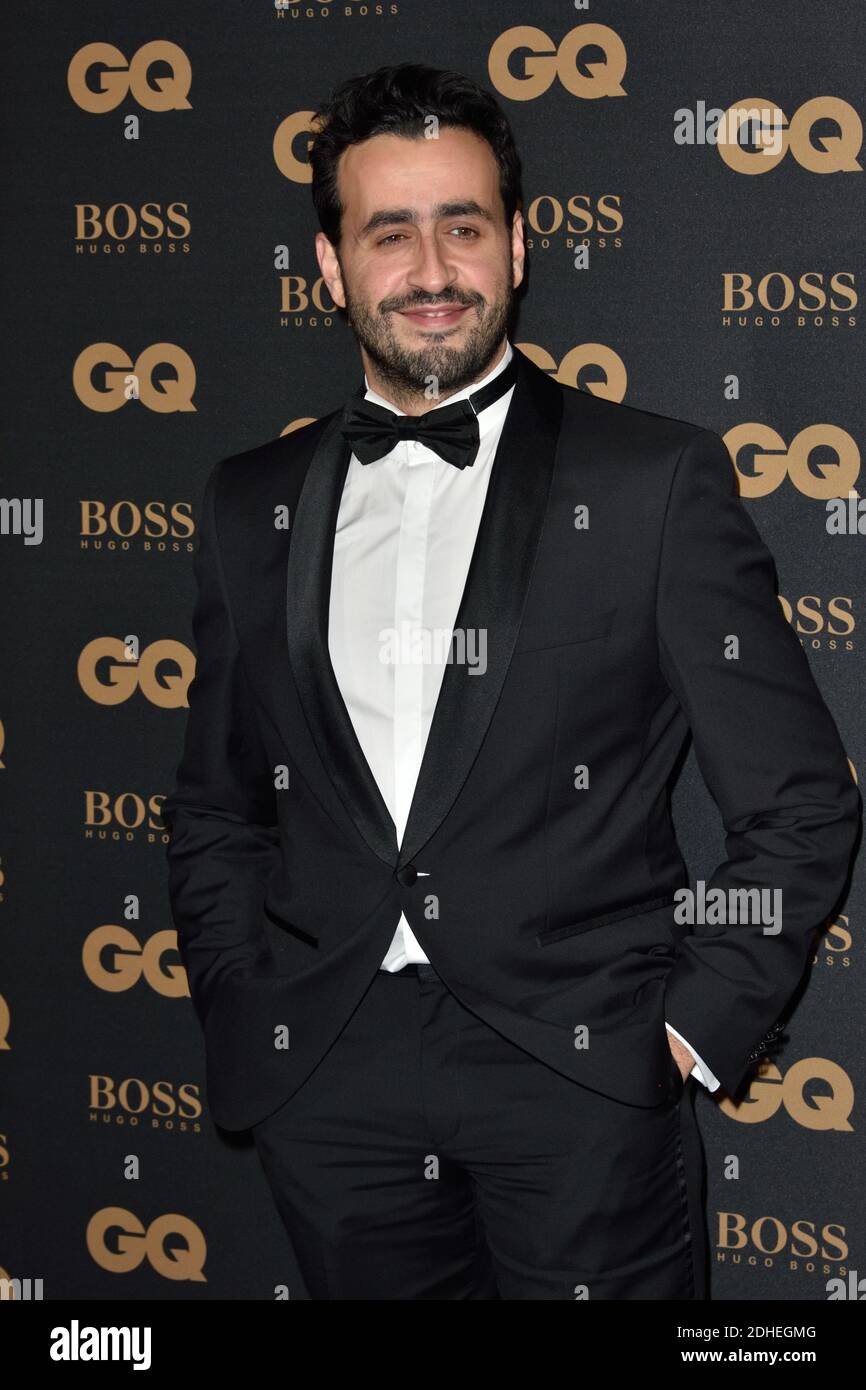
left=405, top=231, right=459, bottom=299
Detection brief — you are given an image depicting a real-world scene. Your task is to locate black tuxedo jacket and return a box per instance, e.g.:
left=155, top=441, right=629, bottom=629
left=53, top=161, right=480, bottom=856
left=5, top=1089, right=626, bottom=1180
left=162, top=349, right=861, bottom=1131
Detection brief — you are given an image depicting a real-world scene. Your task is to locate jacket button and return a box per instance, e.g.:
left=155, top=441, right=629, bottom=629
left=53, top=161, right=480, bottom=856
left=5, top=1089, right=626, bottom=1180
left=396, top=864, right=418, bottom=887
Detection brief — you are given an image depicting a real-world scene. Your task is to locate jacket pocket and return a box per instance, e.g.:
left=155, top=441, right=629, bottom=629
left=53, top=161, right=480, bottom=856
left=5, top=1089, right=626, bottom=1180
left=535, top=892, right=677, bottom=947
left=512, top=606, right=617, bottom=656
left=263, top=900, right=318, bottom=948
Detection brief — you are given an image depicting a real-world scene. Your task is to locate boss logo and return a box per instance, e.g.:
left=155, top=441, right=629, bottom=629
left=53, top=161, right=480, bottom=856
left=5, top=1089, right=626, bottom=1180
left=84, top=791, right=166, bottom=834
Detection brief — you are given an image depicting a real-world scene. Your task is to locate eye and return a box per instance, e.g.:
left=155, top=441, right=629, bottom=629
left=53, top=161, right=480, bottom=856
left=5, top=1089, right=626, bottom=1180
left=376, top=226, right=480, bottom=246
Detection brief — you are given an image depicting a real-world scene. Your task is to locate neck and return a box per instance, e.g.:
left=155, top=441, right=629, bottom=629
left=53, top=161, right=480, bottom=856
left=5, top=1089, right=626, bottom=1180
left=362, top=339, right=508, bottom=416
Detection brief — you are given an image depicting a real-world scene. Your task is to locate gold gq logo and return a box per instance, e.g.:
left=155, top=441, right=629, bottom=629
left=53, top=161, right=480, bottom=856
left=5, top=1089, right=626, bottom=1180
left=78, top=637, right=193, bottom=708
left=721, top=1059, right=854, bottom=1131
left=67, top=43, right=192, bottom=114
left=273, top=111, right=321, bottom=183
left=87, top=1209, right=206, bottom=1281
left=718, top=98, right=862, bottom=174
left=517, top=342, right=627, bottom=403
left=724, top=424, right=860, bottom=498
left=281, top=417, right=318, bottom=436
left=73, top=344, right=196, bottom=413
left=488, top=25, right=627, bottom=101
left=82, top=926, right=189, bottom=998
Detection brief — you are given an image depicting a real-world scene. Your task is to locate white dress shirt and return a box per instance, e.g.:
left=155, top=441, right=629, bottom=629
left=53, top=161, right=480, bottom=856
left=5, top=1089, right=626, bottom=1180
left=328, top=340, right=719, bottom=1092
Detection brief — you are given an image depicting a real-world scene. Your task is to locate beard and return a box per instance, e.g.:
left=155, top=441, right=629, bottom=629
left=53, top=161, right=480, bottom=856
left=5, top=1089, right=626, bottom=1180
left=339, top=256, right=517, bottom=403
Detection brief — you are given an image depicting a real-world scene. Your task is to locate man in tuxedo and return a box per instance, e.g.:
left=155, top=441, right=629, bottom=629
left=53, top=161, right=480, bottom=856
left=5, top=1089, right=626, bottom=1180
left=162, top=64, right=860, bottom=1299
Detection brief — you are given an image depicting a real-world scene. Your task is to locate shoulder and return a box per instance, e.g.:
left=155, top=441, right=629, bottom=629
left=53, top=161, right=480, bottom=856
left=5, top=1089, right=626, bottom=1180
left=555, top=375, right=712, bottom=459
left=210, top=408, right=342, bottom=499
left=196, top=407, right=344, bottom=547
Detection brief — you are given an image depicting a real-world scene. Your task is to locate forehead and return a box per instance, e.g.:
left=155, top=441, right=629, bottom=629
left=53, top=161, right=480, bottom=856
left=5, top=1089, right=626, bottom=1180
left=337, top=126, right=502, bottom=230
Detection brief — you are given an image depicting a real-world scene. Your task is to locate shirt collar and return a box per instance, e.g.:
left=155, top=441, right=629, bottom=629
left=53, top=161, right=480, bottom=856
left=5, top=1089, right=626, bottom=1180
left=363, top=340, right=515, bottom=435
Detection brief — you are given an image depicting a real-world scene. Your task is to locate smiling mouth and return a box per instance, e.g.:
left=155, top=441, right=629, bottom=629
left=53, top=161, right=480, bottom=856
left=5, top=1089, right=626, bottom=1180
left=398, top=305, right=470, bottom=323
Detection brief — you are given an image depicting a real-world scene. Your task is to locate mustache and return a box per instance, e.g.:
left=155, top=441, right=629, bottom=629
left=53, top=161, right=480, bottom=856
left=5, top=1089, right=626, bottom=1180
left=386, top=294, right=481, bottom=312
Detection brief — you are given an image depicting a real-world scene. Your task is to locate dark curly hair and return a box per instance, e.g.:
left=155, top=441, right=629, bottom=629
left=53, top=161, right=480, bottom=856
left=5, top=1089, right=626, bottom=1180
left=309, top=63, right=523, bottom=251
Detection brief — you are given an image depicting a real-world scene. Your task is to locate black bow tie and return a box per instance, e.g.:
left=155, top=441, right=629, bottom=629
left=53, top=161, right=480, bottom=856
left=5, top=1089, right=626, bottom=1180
left=340, top=352, right=518, bottom=469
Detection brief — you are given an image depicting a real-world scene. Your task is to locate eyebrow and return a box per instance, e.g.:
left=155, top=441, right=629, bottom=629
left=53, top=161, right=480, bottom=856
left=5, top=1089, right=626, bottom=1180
left=358, top=200, right=495, bottom=239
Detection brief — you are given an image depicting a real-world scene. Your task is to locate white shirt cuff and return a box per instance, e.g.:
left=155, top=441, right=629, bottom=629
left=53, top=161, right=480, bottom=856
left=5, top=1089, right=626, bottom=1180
left=665, top=1021, right=721, bottom=1092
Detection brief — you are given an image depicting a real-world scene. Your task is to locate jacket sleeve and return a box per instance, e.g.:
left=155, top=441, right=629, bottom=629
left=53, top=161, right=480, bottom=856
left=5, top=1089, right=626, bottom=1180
left=161, top=458, right=280, bottom=1027
left=656, top=428, right=861, bottom=1098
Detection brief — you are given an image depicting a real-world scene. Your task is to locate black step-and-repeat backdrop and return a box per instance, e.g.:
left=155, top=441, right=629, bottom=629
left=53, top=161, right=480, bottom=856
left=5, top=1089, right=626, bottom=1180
left=1, top=1, right=862, bottom=1301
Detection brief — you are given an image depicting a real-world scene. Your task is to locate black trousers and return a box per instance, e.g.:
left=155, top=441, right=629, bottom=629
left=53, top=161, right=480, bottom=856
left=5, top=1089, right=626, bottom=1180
left=250, top=962, right=709, bottom=1300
